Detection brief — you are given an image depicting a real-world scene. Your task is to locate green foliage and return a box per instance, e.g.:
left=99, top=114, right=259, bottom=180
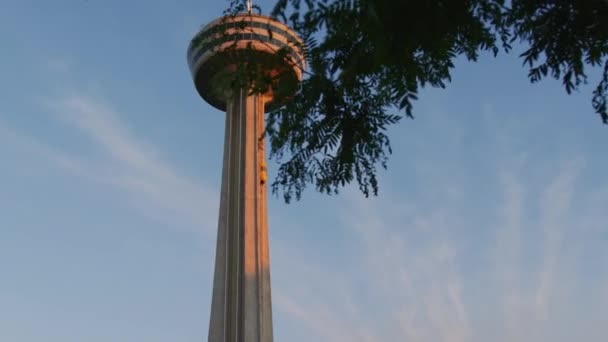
left=209, top=0, right=608, bottom=203
left=510, top=0, right=608, bottom=121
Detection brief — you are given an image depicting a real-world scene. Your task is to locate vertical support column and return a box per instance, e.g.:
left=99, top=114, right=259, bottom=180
left=208, top=88, right=273, bottom=342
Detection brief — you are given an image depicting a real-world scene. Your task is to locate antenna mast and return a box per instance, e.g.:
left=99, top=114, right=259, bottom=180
left=247, top=0, right=252, bottom=14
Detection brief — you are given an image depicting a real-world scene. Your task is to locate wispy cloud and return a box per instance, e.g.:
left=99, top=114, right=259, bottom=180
left=494, top=160, right=581, bottom=341
left=347, top=194, right=470, bottom=342
left=272, top=190, right=471, bottom=342
left=271, top=154, right=607, bottom=342
left=5, top=95, right=217, bottom=232
left=55, top=96, right=218, bottom=232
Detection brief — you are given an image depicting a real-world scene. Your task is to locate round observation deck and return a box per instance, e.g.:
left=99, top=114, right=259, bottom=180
left=187, top=14, right=306, bottom=112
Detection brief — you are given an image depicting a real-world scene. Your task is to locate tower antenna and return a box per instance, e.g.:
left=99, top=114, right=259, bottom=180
left=247, top=0, right=252, bottom=14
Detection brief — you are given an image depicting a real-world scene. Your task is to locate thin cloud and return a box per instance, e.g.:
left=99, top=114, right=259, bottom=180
left=271, top=156, right=607, bottom=342
left=495, top=160, right=581, bottom=341
left=272, top=190, right=471, bottom=342
left=54, top=96, right=218, bottom=232
left=6, top=95, right=217, bottom=233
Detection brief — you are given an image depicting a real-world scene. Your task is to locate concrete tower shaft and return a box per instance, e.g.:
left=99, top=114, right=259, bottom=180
left=210, top=89, right=271, bottom=342
left=187, top=13, right=305, bottom=342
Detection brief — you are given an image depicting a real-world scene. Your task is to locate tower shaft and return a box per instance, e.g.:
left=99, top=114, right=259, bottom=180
left=187, top=12, right=305, bottom=342
left=209, top=88, right=273, bottom=342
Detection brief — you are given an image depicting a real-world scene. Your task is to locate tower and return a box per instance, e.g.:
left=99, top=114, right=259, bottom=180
left=187, top=9, right=305, bottom=342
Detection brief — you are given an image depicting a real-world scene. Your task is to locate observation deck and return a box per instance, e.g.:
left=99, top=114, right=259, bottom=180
left=187, top=13, right=306, bottom=112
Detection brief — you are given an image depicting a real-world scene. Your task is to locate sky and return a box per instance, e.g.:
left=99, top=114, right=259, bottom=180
left=1, top=1, right=607, bottom=341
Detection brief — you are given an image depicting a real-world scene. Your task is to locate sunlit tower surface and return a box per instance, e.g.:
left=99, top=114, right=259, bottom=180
left=186, top=5, right=305, bottom=342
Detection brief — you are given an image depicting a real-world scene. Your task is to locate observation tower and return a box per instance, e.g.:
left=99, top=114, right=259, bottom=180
left=186, top=3, right=305, bottom=342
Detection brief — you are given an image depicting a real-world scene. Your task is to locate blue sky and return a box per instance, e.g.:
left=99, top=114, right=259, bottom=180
left=1, top=0, right=607, bottom=341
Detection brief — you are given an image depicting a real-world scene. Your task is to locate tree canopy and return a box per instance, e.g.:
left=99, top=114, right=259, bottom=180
left=212, top=0, right=608, bottom=203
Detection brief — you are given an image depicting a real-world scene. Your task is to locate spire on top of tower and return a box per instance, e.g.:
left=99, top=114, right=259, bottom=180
left=247, top=0, right=252, bottom=14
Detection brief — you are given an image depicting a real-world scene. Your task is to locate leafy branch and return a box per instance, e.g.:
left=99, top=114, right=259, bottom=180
left=193, top=0, right=608, bottom=203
